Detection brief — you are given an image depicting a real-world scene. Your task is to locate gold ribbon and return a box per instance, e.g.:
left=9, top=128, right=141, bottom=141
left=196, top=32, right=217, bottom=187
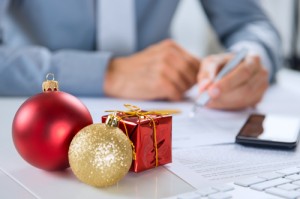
left=106, top=104, right=180, bottom=167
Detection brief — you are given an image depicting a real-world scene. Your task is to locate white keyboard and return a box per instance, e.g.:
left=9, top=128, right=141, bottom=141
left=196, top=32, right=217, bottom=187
left=165, top=166, right=300, bottom=199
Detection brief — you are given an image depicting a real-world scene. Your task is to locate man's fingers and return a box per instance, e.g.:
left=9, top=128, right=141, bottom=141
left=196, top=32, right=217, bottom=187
left=165, top=39, right=200, bottom=84
left=157, top=78, right=183, bottom=101
left=198, top=78, right=212, bottom=92
left=245, top=67, right=269, bottom=106
left=156, top=40, right=199, bottom=89
left=167, top=49, right=198, bottom=88
left=198, top=54, right=232, bottom=92
left=172, top=42, right=200, bottom=74
left=161, top=39, right=200, bottom=74
left=211, top=55, right=261, bottom=95
left=206, top=67, right=269, bottom=110
left=158, top=61, right=189, bottom=92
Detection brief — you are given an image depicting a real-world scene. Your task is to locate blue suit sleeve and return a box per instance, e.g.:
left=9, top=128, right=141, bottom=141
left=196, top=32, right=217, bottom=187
left=0, top=0, right=113, bottom=96
left=0, top=46, right=112, bottom=96
left=201, top=0, right=282, bottom=82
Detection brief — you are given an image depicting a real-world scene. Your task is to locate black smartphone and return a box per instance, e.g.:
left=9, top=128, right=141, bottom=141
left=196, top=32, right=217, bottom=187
left=236, top=114, right=300, bottom=149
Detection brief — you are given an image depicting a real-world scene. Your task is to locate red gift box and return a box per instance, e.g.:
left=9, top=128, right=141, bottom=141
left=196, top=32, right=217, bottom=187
left=102, top=112, right=172, bottom=172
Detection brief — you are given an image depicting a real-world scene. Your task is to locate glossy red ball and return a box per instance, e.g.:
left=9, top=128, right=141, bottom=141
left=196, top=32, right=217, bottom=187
left=12, top=91, right=93, bottom=171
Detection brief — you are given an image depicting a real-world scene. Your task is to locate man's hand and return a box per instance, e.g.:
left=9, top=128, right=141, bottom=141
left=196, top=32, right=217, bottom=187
left=197, top=53, right=269, bottom=110
left=104, top=39, right=200, bottom=101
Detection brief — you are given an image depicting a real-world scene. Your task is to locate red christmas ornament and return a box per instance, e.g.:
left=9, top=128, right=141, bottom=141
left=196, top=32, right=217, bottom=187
left=12, top=73, right=93, bottom=171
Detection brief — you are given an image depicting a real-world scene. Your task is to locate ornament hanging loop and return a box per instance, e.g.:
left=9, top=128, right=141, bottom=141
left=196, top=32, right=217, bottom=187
left=42, top=73, right=59, bottom=92
left=105, top=113, right=119, bottom=127
left=46, top=73, right=55, bottom=81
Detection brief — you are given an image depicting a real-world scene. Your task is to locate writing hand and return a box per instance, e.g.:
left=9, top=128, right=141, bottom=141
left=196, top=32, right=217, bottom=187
left=197, top=53, right=269, bottom=110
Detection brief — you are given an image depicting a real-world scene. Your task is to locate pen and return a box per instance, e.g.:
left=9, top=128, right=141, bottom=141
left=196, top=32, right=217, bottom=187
left=193, top=48, right=248, bottom=110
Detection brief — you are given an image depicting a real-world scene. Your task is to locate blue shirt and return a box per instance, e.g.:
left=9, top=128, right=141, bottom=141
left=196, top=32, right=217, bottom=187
left=0, top=0, right=281, bottom=96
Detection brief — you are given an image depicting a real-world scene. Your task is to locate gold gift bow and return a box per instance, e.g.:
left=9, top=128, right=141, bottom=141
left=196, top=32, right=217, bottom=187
left=106, top=104, right=180, bottom=167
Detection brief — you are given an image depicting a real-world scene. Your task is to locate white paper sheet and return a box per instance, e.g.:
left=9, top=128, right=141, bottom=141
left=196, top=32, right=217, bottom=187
left=166, top=144, right=300, bottom=188
left=172, top=108, right=252, bottom=148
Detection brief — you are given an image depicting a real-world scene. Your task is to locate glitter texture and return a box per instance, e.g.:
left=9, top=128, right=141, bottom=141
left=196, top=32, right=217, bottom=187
left=68, top=123, right=132, bottom=187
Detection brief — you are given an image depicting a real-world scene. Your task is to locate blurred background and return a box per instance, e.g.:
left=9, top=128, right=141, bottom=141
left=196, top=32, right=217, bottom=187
left=171, top=0, right=298, bottom=70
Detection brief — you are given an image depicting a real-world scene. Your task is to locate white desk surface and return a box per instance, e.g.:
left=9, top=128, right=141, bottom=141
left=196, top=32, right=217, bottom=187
left=1, top=68, right=300, bottom=199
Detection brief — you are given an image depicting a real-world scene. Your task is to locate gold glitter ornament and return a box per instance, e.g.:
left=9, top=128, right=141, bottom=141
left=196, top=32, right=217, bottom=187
left=68, top=115, right=132, bottom=187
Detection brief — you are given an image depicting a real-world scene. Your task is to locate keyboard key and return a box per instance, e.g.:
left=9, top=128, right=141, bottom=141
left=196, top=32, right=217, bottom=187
left=277, top=183, right=300, bottom=191
left=196, top=187, right=218, bottom=196
left=177, top=192, right=202, bottom=199
left=208, top=192, right=232, bottom=199
left=212, top=185, right=234, bottom=192
left=286, top=174, right=300, bottom=181
left=250, top=178, right=291, bottom=191
left=292, top=180, right=300, bottom=186
left=258, top=172, right=284, bottom=180
left=276, top=167, right=300, bottom=176
left=234, top=177, right=267, bottom=187
left=266, top=187, right=300, bottom=199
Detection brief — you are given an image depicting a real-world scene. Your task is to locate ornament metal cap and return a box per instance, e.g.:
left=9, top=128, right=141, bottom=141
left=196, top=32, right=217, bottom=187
left=42, top=73, right=59, bottom=92
left=105, top=113, right=119, bottom=127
